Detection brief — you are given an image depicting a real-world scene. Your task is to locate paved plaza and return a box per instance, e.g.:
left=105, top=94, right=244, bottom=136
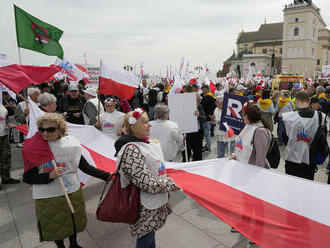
left=0, top=135, right=329, bottom=248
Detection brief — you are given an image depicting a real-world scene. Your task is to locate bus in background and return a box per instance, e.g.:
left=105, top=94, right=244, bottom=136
left=272, top=75, right=305, bottom=91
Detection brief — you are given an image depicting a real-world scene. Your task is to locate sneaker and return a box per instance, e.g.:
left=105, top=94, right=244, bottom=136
left=2, top=177, right=20, bottom=184
left=205, top=147, right=211, bottom=152
left=230, top=227, right=238, bottom=233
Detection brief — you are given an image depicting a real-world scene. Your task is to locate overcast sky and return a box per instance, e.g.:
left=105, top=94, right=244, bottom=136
left=1, top=0, right=330, bottom=76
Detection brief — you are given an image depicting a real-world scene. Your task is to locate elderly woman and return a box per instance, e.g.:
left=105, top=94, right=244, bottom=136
left=315, top=85, right=328, bottom=114
left=14, top=87, right=41, bottom=124
left=230, top=102, right=272, bottom=168
left=22, top=113, right=110, bottom=248
left=114, top=108, right=180, bottom=248
left=95, top=98, right=125, bottom=139
left=149, top=104, right=184, bottom=161
left=38, top=92, right=57, bottom=113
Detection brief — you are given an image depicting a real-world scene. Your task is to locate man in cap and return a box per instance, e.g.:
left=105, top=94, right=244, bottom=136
left=58, top=83, right=85, bottom=124
left=82, top=87, right=104, bottom=125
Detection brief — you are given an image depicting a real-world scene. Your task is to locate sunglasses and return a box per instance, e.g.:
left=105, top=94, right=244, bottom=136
left=38, top=127, right=58, bottom=133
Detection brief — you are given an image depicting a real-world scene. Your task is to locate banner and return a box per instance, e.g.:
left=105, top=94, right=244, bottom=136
left=24, top=99, right=330, bottom=248
left=220, top=93, right=248, bottom=135
left=55, top=57, right=89, bottom=82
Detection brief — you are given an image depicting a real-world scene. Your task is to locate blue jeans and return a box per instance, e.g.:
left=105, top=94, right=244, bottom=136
left=217, top=141, right=235, bottom=158
left=136, top=232, right=155, bottom=248
left=277, top=117, right=285, bottom=145
left=148, top=106, right=155, bottom=121
left=202, top=121, right=212, bottom=150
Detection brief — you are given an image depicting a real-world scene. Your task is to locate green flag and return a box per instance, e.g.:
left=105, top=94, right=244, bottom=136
left=14, top=5, right=64, bottom=59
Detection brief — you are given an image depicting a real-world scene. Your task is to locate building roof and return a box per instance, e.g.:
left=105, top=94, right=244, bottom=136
left=224, top=51, right=238, bottom=63
left=237, top=22, right=283, bottom=43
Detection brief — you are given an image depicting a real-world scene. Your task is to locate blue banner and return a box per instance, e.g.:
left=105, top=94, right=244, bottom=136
left=219, top=93, right=248, bottom=135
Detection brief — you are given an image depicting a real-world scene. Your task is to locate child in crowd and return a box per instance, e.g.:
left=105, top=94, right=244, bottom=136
left=213, top=96, right=235, bottom=158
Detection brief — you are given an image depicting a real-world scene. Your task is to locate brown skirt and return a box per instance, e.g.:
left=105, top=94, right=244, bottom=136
left=34, top=188, right=87, bottom=241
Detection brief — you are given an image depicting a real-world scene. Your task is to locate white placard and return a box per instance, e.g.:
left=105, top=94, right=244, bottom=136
left=322, top=65, right=330, bottom=78
left=168, top=92, right=198, bottom=134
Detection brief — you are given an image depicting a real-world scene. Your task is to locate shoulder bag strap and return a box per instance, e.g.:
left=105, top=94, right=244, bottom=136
left=97, top=144, right=138, bottom=204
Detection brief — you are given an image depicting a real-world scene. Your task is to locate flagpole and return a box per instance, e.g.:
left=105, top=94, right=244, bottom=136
left=17, top=48, right=22, bottom=65
left=51, top=160, right=75, bottom=214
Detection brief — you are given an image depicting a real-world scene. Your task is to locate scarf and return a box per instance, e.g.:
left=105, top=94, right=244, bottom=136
left=205, top=92, right=216, bottom=99
left=258, top=98, right=273, bottom=111
left=318, top=92, right=328, bottom=101
left=114, top=134, right=148, bottom=156
left=278, top=97, right=291, bottom=109
left=22, top=132, right=54, bottom=172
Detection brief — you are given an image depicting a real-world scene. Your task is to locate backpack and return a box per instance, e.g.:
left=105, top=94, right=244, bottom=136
left=252, top=128, right=281, bottom=169
left=309, top=111, right=329, bottom=165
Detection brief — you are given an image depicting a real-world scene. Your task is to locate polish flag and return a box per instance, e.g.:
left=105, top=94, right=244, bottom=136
left=223, top=122, right=234, bottom=138
left=0, top=60, right=61, bottom=93
left=99, top=60, right=139, bottom=99
left=25, top=98, right=330, bottom=248
left=204, top=76, right=216, bottom=93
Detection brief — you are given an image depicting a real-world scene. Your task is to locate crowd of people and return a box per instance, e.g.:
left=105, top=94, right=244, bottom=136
left=0, top=77, right=329, bottom=247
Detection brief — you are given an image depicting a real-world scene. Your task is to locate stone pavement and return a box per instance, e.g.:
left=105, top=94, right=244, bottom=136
left=1, top=136, right=329, bottom=248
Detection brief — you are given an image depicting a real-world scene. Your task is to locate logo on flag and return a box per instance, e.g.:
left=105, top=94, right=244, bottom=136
left=31, top=23, right=50, bottom=44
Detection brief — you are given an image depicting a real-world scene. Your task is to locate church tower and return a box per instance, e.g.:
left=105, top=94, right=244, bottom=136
left=282, top=0, right=327, bottom=76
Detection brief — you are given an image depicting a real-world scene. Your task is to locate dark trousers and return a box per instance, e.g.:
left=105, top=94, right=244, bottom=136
left=285, top=161, right=316, bottom=181
left=136, top=231, right=155, bottom=248
left=184, top=130, right=203, bottom=162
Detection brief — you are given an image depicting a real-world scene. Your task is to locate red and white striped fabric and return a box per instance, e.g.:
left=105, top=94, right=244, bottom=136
left=0, top=60, right=61, bottom=93
left=99, top=60, right=139, bottom=99
left=26, top=99, right=330, bottom=247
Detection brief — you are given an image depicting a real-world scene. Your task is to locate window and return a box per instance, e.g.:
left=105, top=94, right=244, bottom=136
left=251, top=62, right=256, bottom=67
left=294, top=27, right=299, bottom=36
left=280, top=48, right=283, bottom=54
left=263, top=49, right=267, bottom=54
left=295, top=18, right=299, bottom=23
left=317, top=59, right=320, bottom=65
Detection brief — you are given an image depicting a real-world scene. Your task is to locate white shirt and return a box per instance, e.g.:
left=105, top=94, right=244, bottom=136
left=150, top=119, right=184, bottom=161
left=100, top=110, right=125, bottom=139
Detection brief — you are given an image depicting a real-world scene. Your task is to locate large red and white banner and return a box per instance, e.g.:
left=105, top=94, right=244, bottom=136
left=99, top=60, right=139, bottom=99
left=0, top=60, right=60, bottom=93
left=26, top=99, right=330, bottom=248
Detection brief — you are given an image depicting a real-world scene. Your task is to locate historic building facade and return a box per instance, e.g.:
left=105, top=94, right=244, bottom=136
left=223, top=0, right=330, bottom=78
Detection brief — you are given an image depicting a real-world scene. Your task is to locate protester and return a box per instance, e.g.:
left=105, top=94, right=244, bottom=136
left=200, top=84, right=216, bottom=152
left=38, top=92, right=57, bottom=113
left=22, top=113, right=110, bottom=248
left=213, top=96, right=235, bottom=158
left=14, top=87, right=41, bottom=125
left=183, top=93, right=205, bottom=162
left=257, top=89, right=275, bottom=131
left=230, top=102, right=272, bottom=168
left=282, top=91, right=320, bottom=180
left=150, top=104, right=185, bottom=161
left=275, top=90, right=293, bottom=145
left=58, top=84, right=85, bottom=124
left=96, top=98, right=125, bottom=139
left=82, top=87, right=104, bottom=125
left=140, top=79, right=149, bottom=113
left=316, top=86, right=328, bottom=114
left=39, top=82, right=51, bottom=93
left=114, top=108, right=180, bottom=247
left=0, top=103, right=20, bottom=189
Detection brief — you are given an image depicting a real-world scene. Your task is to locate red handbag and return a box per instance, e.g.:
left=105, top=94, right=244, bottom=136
left=96, top=145, right=140, bottom=224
